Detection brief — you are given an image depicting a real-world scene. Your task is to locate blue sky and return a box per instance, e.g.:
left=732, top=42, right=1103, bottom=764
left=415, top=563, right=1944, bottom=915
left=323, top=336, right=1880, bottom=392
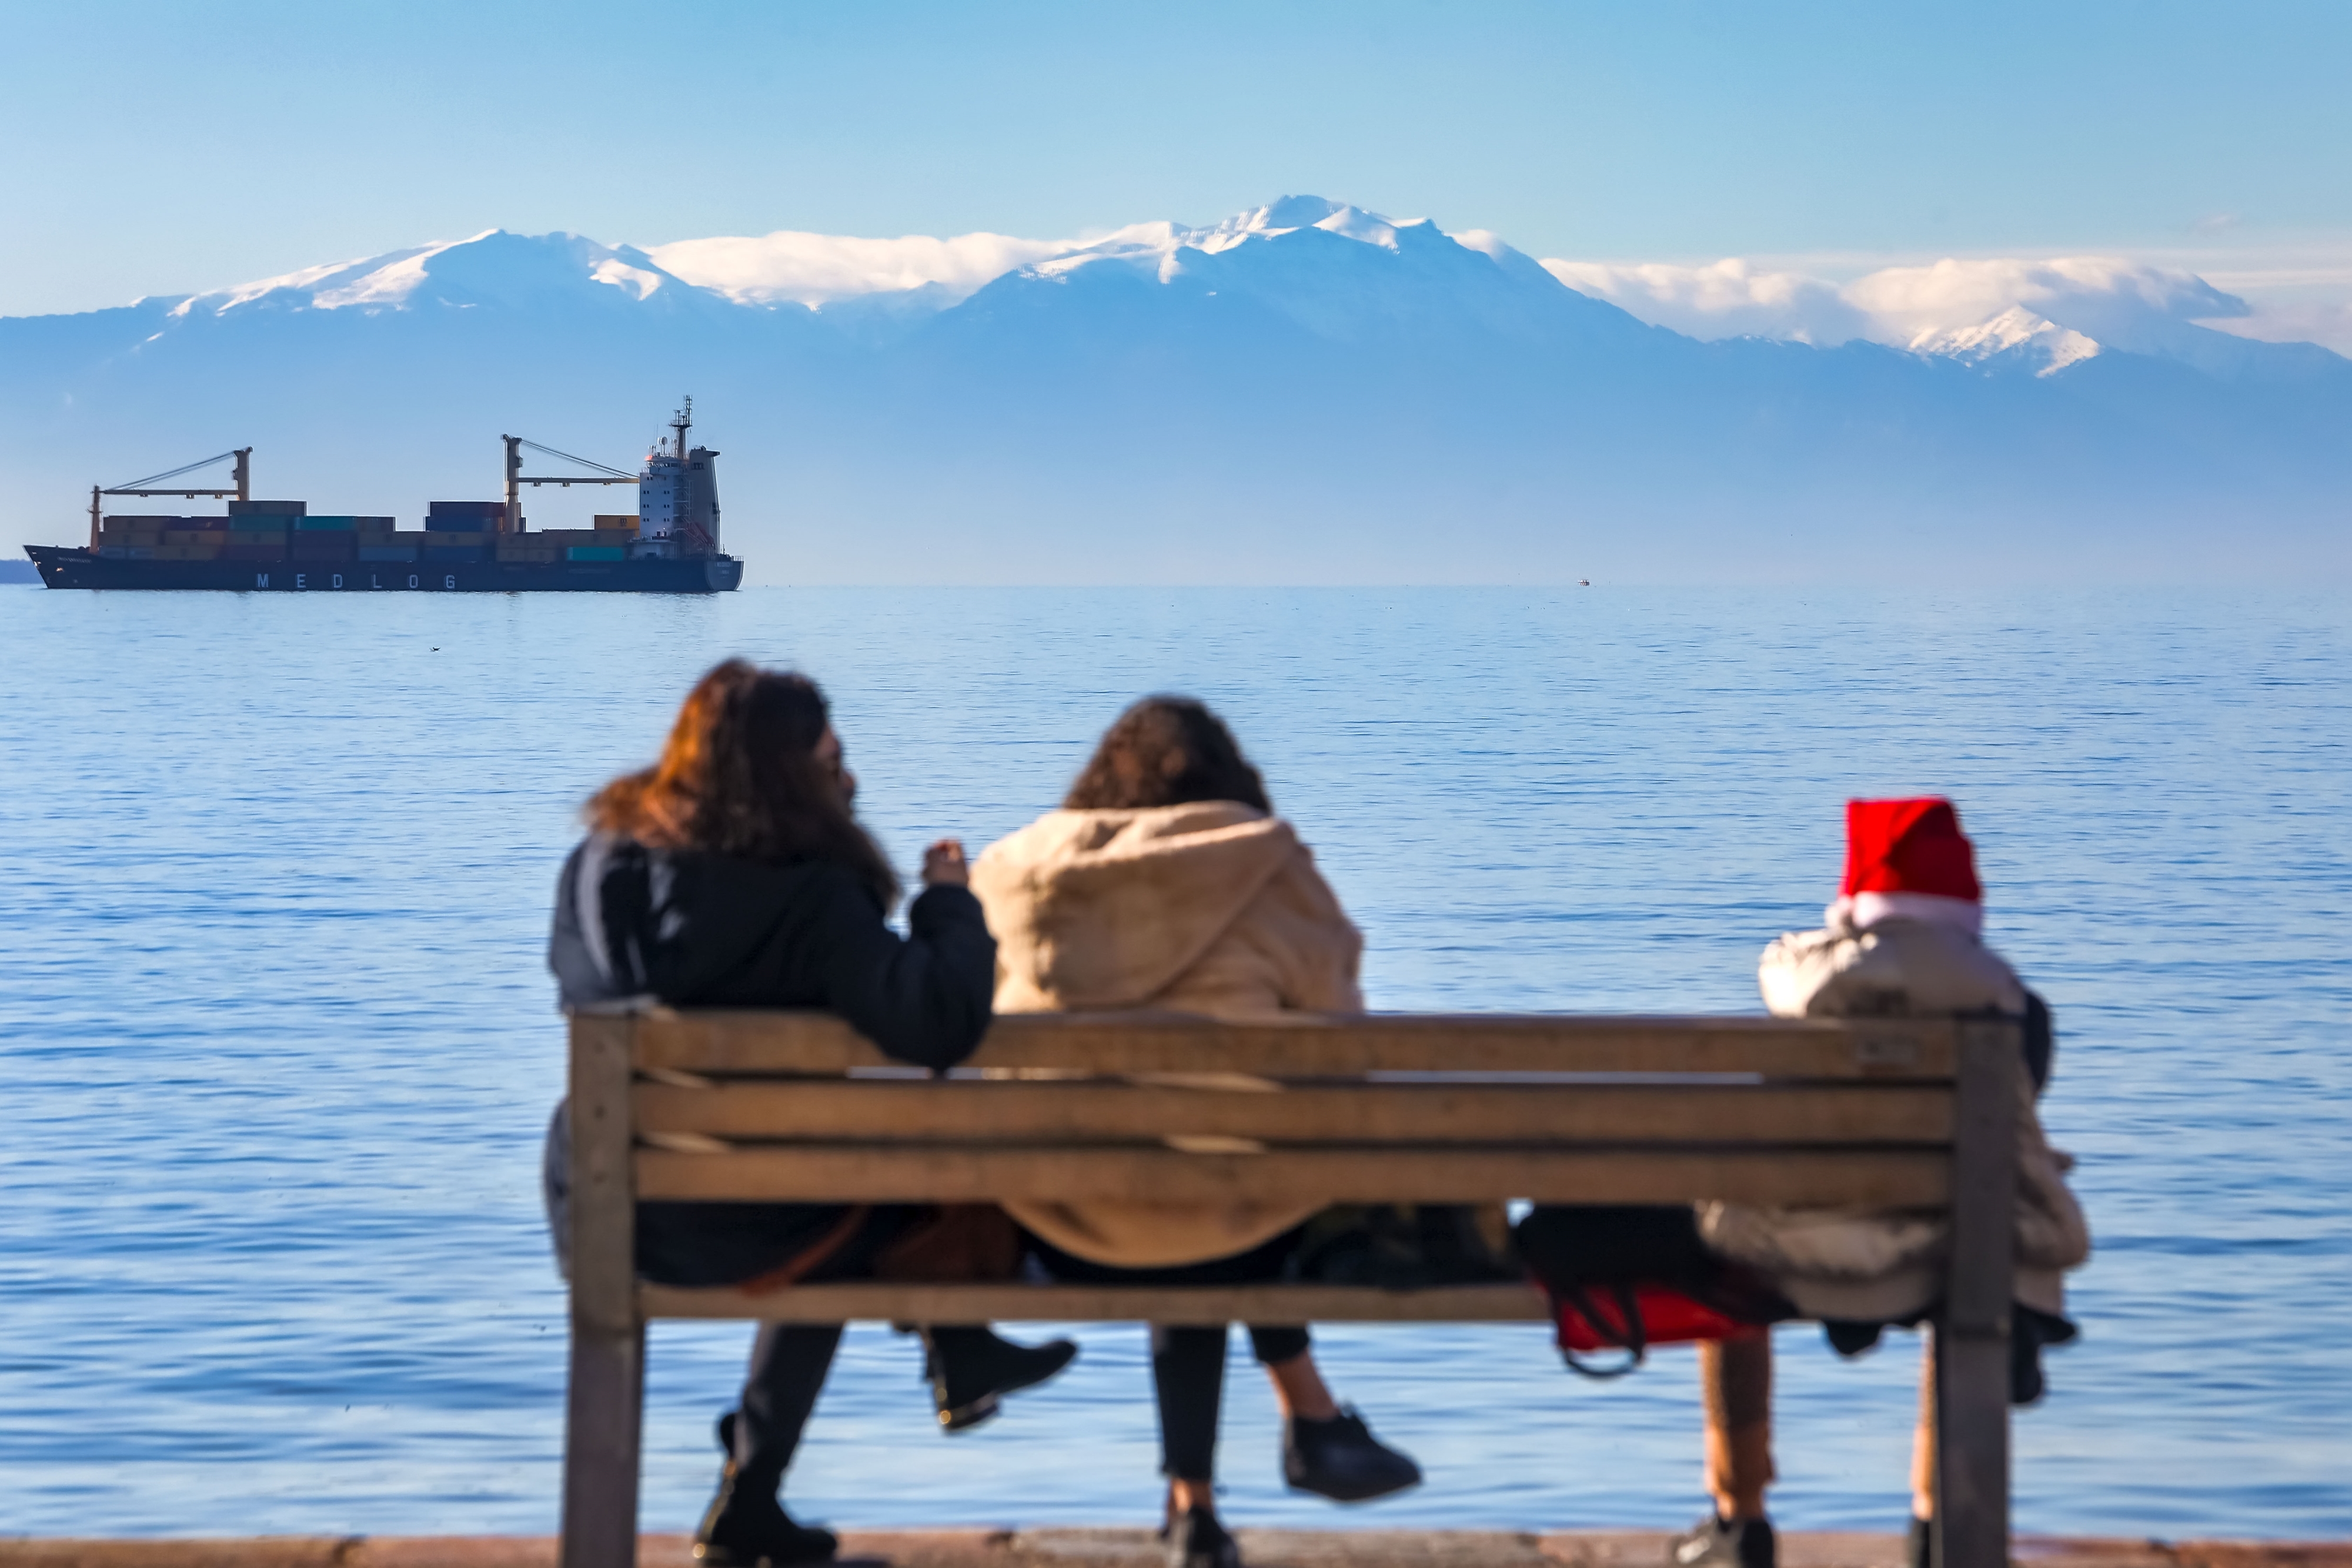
left=5, top=0, right=2349, bottom=324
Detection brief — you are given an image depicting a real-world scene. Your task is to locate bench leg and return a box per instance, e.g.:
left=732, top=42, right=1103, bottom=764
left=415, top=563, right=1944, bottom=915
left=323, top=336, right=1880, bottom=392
left=1935, top=1018, right=2019, bottom=1568
left=563, top=1012, right=644, bottom=1568
left=1934, top=1322, right=2008, bottom=1568
left=563, top=1319, right=646, bottom=1568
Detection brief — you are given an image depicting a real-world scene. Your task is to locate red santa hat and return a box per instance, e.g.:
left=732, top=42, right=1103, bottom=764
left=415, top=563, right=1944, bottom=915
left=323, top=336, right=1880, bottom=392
left=1826, top=797, right=1984, bottom=935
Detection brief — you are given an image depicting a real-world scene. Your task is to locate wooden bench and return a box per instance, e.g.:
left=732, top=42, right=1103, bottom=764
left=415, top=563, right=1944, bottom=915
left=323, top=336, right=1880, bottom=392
left=561, top=1009, right=2022, bottom=1568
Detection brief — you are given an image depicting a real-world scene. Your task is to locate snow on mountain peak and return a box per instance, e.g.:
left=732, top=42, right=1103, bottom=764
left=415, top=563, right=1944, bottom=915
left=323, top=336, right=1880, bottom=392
left=1018, top=198, right=1447, bottom=297
left=1910, top=305, right=2100, bottom=376
left=1194, top=196, right=1416, bottom=253
left=141, top=200, right=1466, bottom=333
left=170, top=230, right=681, bottom=317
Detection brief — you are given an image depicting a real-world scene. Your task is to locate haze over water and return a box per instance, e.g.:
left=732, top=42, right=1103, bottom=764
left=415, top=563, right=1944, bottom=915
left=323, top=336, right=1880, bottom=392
left=2, top=585, right=2346, bottom=1538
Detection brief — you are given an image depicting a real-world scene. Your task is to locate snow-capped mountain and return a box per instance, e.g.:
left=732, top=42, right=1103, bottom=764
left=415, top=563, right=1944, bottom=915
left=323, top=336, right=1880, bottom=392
left=159, top=230, right=735, bottom=320
left=5, top=198, right=2347, bottom=584
left=1909, top=306, right=2102, bottom=377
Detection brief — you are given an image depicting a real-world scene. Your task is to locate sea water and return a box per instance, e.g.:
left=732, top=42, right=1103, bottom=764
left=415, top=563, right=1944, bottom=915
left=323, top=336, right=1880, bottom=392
left=1, top=586, right=2346, bottom=1539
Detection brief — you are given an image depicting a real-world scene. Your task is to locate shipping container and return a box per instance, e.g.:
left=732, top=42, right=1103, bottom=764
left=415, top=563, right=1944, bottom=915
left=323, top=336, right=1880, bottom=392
left=425, top=502, right=506, bottom=530
left=356, top=546, right=418, bottom=562
left=422, top=545, right=489, bottom=562
left=567, top=546, right=629, bottom=562
left=593, top=514, right=642, bottom=530
left=223, top=544, right=288, bottom=561
left=228, top=500, right=306, bottom=516
left=297, top=516, right=359, bottom=531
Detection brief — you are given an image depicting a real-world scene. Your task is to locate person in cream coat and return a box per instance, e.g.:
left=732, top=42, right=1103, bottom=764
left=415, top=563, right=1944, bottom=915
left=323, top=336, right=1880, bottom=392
left=971, top=697, right=1420, bottom=1568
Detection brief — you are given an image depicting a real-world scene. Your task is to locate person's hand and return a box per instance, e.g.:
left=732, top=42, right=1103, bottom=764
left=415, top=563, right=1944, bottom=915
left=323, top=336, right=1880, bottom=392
left=921, top=838, right=969, bottom=887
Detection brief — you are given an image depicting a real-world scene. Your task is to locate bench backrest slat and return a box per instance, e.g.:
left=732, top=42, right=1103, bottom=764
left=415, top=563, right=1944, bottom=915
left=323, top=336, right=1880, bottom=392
left=634, top=1078, right=1956, bottom=1145
left=636, top=1143, right=1950, bottom=1208
left=629, top=1009, right=1957, bottom=1079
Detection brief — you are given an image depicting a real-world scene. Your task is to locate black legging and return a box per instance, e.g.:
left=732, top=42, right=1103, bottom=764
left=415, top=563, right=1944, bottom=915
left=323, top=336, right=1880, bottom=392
left=716, top=1208, right=918, bottom=1496
left=1030, top=1229, right=1310, bottom=1482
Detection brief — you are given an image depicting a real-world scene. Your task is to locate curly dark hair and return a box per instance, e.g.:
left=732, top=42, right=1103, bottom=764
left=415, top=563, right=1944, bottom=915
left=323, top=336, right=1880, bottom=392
left=1063, top=696, right=1272, bottom=813
left=586, top=659, right=900, bottom=907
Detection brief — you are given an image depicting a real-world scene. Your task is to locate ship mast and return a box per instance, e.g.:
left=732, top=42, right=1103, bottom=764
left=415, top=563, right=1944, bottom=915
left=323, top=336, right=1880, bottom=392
left=670, top=397, right=692, bottom=458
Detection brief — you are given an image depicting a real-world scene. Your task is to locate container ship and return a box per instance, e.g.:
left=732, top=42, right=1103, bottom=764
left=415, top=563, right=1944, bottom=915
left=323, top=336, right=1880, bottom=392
left=24, top=402, right=743, bottom=593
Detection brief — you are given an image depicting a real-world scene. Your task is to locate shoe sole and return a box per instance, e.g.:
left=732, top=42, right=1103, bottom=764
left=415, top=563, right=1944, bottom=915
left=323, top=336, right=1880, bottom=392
left=1283, top=1468, right=1424, bottom=1503
left=934, top=1344, right=1077, bottom=1433
left=936, top=1391, right=1001, bottom=1432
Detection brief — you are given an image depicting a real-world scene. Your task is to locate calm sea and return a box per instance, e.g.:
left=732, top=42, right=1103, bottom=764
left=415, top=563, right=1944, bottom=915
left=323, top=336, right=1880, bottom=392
left=2, top=586, right=2346, bottom=1539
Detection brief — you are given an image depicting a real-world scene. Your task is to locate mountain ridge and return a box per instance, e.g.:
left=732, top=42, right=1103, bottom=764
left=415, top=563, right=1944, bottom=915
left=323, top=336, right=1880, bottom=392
left=6, top=198, right=2346, bottom=584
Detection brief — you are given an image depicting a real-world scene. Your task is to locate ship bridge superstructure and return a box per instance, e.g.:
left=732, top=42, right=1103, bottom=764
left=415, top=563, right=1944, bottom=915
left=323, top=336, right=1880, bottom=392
left=635, top=398, right=720, bottom=559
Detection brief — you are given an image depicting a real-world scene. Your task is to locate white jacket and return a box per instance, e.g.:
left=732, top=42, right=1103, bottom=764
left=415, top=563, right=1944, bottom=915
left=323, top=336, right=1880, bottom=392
left=1697, top=912, right=2092, bottom=1321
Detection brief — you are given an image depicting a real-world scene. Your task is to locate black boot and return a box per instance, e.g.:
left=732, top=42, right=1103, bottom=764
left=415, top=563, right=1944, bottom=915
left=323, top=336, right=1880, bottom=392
left=1163, top=1506, right=1243, bottom=1568
left=1909, top=1517, right=1933, bottom=1568
left=694, top=1412, right=839, bottom=1566
left=1672, top=1513, right=1775, bottom=1568
left=921, top=1325, right=1078, bottom=1432
left=1282, top=1406, right=1421, bottom=1502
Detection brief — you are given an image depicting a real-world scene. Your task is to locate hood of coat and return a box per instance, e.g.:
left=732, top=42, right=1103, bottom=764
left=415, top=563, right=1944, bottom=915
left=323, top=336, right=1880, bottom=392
left=1759, top=915, right=2026, bottom=1019
left=971, top=802, right=1304, bottom=1009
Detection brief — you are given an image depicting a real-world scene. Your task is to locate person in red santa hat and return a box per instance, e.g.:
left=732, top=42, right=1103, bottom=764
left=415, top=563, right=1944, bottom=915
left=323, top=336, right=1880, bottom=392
left=1673, top=799, right=2089, bottom=1568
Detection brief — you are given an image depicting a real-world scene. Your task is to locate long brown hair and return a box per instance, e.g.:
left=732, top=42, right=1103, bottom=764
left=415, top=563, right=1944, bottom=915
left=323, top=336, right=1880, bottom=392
left=1063, top=696, right=1272, bottom=813
left=587, top=660, right=900, bottom=907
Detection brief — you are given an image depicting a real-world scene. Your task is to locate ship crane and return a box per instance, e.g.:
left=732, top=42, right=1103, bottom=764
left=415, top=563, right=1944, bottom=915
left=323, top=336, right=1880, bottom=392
left=87, top=447, right=250, bottom=549
left=502, top=435, right=635, bottom=533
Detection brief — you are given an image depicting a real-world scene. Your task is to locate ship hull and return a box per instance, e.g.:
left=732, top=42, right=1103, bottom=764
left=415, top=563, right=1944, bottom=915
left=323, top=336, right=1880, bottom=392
left=25, top=546, right=741, bottom=594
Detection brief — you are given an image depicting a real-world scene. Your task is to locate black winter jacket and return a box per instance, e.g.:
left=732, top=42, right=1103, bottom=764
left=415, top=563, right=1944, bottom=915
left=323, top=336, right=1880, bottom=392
left=549, top=833, right=996, bottom=1066
left=544, top=833, right=997, bottom=1285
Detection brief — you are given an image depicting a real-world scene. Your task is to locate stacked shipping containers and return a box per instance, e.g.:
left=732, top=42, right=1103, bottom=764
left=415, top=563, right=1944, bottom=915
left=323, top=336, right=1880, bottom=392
left=497, top=528, right=630, bottom=563
left=92, top=500, right=643, bottom=567
left=422, top=500, right=503, bottom=564
left=100, top=500, right=303, bottom=560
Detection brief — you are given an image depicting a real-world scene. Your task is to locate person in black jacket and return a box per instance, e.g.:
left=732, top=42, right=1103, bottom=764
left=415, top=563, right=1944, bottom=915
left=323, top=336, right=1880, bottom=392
left=543, top=659, right=1075, bottom=1566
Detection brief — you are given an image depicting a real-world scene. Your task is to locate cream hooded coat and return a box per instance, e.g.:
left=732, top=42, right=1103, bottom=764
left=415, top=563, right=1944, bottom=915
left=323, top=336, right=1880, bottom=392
left=1696, top=912, right=2092, bottom=1321
left=969, top=801, right=1364, bottom=1268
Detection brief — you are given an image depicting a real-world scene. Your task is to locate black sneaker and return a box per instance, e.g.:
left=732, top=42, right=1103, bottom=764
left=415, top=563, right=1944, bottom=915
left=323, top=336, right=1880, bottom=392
left=1671, top=1513, right=1775, bottom=1568
left=1909, top=1517, right=1933, bottom=1568
left=1163, top=1506, right=1243, bottom=1568
left=693, top=1413, right=838, bottom=1567
left=1282, top=1407, right=1422, bottom=1502
left=923, top=1325, right=1078, bottom=1432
